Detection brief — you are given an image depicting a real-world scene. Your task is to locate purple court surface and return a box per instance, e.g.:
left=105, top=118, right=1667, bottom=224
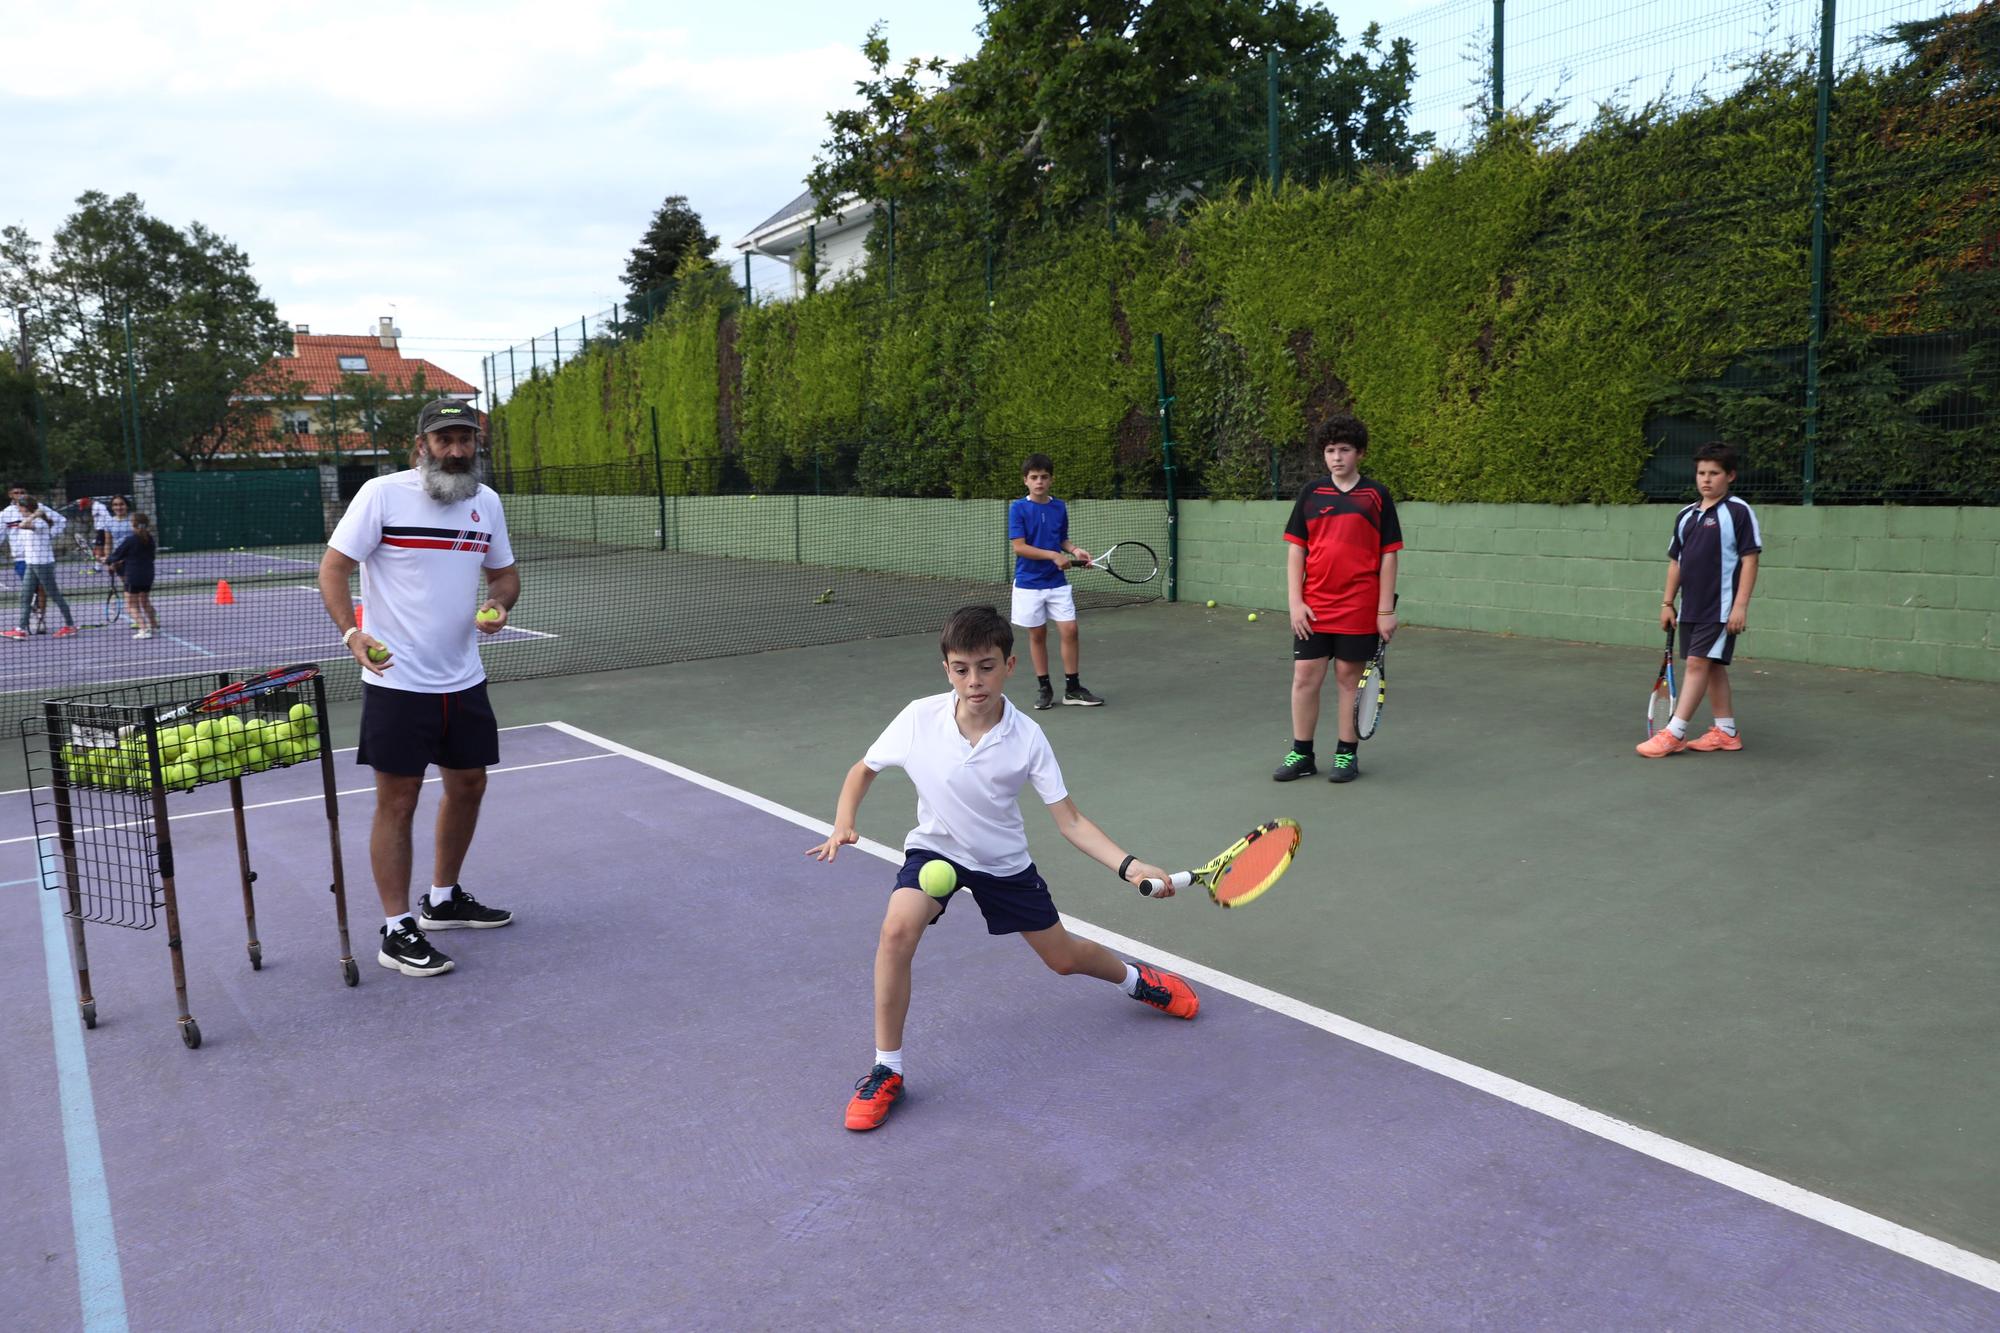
left=3, top=723, right=1996, bottom=1330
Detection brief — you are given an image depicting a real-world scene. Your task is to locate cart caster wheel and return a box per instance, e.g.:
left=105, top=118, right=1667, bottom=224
left=341, top=958, right=359, bottom=987
left=249, top=944, right=263, bottom=971
left=81, top=1002, right=97, bottom=1030
left=180, top=1018, right=202, bottom=1050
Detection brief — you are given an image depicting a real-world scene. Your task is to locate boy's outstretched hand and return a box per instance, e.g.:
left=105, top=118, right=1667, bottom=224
left=807, top=826, right=859, bottom=862
left=1124, top=858, right=1175, bottom=898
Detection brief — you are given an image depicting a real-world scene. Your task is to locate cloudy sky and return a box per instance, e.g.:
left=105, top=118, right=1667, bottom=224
left=4, top=0, right=1908, bottom=397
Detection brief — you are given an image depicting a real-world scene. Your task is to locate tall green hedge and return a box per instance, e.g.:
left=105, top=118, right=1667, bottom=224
left=492, top=11, right=1995, bottom=502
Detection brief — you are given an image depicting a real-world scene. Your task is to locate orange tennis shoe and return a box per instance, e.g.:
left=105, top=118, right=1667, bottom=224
left=1635, top=730, right=1687, bottom=758
left=844, top=1064, right=904, bottom=1131
left=1132, top=964, right=1200, bottom=1019
left=1686, top=726, right=1742, bottom=752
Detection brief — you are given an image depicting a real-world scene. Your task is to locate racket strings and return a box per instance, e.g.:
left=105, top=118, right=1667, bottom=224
left=1211, top=824, right=1301, bottom=906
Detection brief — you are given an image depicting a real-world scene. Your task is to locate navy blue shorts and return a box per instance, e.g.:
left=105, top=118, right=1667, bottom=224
left=1680, top=622, right=1738, bottom=666
left=894, top=849, right=1060, bottom=936
left=1293, top=631, right=1378, bottom=662
left=356, top=681, right=500, bottom=775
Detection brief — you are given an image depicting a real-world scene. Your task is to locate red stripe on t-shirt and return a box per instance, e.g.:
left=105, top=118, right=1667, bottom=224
left=382, top=536, right=491, bottom=552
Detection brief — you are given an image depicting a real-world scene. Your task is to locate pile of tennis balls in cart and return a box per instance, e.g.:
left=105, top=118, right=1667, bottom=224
left=62, top=704, right=323, bottom=792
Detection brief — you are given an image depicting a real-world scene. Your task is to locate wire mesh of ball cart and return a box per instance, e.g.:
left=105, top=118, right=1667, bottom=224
left=20, top=668, right=357, bottom=1049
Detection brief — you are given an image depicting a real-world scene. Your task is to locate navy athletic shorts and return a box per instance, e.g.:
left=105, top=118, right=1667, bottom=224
left=1680, top=621, right=1738, bottom=665
left=356, top=681, right=500, bottom=775
left=894, top=848, right=1060, bottom=936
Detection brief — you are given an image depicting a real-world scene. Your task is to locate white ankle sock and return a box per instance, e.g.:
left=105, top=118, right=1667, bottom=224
left=385, top=913, right=413, bottom=933
left=1667, top=717, right=1688, bottom=739
left=1715, top=717, right=1737, bottom=736
left=426, top=885, right=456, bottom=908
left=874, top=1048, right=903, bottom=1074
left=1119, top=963, right=1140, bottom=996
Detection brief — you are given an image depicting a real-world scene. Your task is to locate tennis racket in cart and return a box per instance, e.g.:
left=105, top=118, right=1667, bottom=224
left=120, top=664, right=322, bottom=738
left=1354, top=592, right=1397, bottom=740
left=1074, top=540, right=1158, bottom=585
left=1646, top=628, right=1678, bottom=739
left=1137, top=818, right=1302, bottom=908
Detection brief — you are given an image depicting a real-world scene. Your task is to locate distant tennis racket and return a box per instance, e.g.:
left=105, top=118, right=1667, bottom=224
left=1355, top=643, right=1387, bottom=739
left=1137, top=818, right=1301, bottom=908
left=1074, top=541, right=1158, bottom=585
left=135, top=664, right=320, bottom=733
left=1646, top=628, right=1678, bottom=738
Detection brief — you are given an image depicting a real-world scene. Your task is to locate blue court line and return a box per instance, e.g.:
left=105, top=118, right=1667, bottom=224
left=36, top=838, right=130, bottom=1332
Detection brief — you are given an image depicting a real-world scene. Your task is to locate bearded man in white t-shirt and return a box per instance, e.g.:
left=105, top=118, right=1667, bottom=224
left=318, top=399, right=521, bottom=979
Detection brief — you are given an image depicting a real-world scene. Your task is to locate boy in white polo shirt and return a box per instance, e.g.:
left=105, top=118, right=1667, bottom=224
left=808, top=604, right=1199, bottom=1132
left=320, top=399, right=520, bottom=980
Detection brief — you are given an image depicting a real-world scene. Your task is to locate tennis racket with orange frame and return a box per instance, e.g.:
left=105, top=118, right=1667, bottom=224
left=1137, top=818, right=1301, bottom=908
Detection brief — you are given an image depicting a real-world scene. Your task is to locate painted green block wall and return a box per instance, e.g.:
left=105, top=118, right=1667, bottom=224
left=1176, top=502, right=2000, bottom=683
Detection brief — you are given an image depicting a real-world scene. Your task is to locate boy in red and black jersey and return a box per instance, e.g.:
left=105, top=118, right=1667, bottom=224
left=1276, top=414, right=1402, bottom=784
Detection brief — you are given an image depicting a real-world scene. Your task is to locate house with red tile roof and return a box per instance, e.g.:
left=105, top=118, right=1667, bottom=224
left=226, top=318, right=480, bottom=459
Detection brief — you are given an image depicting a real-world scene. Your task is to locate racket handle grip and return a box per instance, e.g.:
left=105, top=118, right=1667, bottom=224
left=1137, top=871, right=1194, bottom=897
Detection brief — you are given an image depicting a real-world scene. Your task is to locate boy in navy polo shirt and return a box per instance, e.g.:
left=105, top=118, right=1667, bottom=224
left=808, top=605, right=1199, bottom=1132
left=1007, top=453, right=1103, bottom=709
left=1638, top=442, right=1762, bottom=757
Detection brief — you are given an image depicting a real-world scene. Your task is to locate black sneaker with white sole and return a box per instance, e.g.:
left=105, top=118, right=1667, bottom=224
left=1272, top=748, right=1317, bottom=781
left=418, top=885, right=514, bottom=929
left=1034, top=681, right=1055, bottom=710
left=1063, top=683, right=1104, bottom=706
left=379, top=922, right=454, bottom=977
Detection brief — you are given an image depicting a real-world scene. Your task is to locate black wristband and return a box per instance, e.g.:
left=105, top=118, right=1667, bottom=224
left=1117, top=854, right=1136, bottom=883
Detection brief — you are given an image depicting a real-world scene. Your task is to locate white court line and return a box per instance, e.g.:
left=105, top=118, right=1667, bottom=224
left=545, top=718, right=2000, bottom=1296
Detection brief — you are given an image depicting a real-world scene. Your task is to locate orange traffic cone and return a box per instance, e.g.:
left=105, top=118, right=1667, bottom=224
left=214, top=579, right=235, bottom=606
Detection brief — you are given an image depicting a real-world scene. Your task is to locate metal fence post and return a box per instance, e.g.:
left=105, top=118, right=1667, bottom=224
left=1267, top=48, right=1281, bottom=186
left=1153, top=333, right=1179, bottom=604
left=651, top=407, right=667, bottom=553
left=1492, top=0, right=1505, bottom=122
left=1803, top=0, right=1835, bottom=505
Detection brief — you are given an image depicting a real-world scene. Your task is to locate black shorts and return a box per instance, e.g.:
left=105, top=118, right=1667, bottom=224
left=124, top=576, right=152, bottom=594
left=1680, top=622, right=1738, bottom=666
left=356, top=681, right=500, bottom=775
left=1293, top=631, right=1379, bottom=663
left=893, top=849, right=1060, bottom=936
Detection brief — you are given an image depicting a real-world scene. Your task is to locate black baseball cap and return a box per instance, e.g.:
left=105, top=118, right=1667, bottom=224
left=416, top=399, right=480, bottom=435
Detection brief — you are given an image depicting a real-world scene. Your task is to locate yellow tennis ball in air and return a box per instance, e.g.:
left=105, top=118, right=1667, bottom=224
left=917, top=859, right=957, bottom=898
left=476, top=607, right=502, bottom=625
left=1247, top=612, right=1259, bottom=623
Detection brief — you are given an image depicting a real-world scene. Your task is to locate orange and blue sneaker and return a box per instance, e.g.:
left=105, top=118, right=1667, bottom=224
left=1131, top=964, right=1200, bottom=1020
left=1686, top=726, right=1743, bottom=752
left=1635, top=730, right=1687, bottom=758
left=844, top=1064, right=904, bottom=1131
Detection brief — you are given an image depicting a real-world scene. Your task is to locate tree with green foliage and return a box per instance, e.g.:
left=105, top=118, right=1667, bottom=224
left=623, top=195, right=721, bottom=308
left=0, top=192, right=292, bottom=472
left=809, top=1, right=1426, bottom=236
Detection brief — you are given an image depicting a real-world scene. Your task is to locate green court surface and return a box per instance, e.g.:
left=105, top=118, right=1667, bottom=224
left=10, top=603, right=1994, bottom=1264
left=476, top=603, right=2000, bottom=1261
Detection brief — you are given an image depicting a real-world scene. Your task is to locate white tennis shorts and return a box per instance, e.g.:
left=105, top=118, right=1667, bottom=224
left=1010, top=584, right=1077, bottom=628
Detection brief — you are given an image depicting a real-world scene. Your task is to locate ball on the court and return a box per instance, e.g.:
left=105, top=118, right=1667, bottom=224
left=289, top=703, right=316, bottom=724
left=918, top=859, right=957, bottom=898
left=476, top=607, right=502, bottom=625
left=366, top=645, right=389, bottom=663
left=1205, top=599, right=1216, bottom=608
left=1247, top=612, right=1259, bottom=623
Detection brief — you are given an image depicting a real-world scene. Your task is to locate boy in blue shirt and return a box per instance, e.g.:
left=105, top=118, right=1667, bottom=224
left=1637, top=442, right=1763, bottom=757
left=1007, top=454, right=1103, bottom=709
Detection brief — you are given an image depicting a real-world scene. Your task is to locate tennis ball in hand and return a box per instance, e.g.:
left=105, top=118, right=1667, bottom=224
left=918, top=860, right=957, bottom=898
left=476, top=607, right=502, bottom=625
left=1247, top=612, right=1259, bottom=623
left=366, top=644, right=390, bottom=663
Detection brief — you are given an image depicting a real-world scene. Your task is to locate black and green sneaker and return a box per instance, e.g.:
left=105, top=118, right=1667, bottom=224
left=1272, top=748, right=1317, bottom=781
left=1328, top=750, right=1360, bottom=783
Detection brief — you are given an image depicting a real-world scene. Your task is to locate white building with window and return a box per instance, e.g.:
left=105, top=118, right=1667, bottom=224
left=734, top=188, right=878, bottom=300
